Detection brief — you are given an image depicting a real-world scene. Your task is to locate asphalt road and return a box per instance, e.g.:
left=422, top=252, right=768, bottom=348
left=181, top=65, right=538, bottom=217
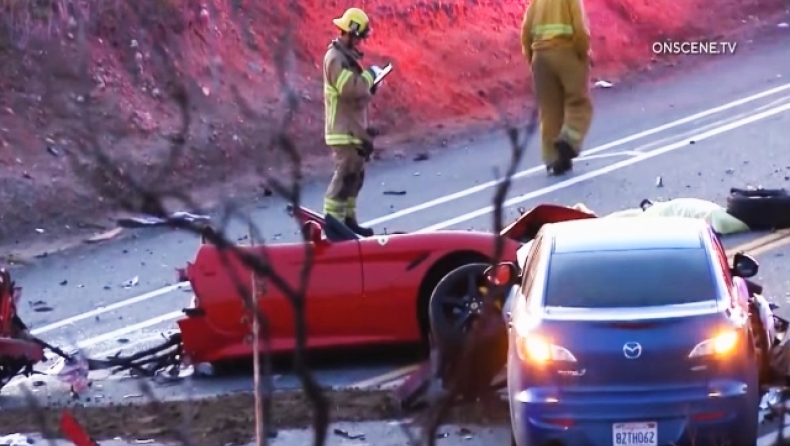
left=2, top=31, right=790, bottom=413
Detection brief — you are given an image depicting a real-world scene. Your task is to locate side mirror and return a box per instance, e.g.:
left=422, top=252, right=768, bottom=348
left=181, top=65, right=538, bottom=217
left=301, top=221, right=325, bottom=244
left=731, top=252, right=758, bottom=278
left=484, top=262, right=519, bottom=287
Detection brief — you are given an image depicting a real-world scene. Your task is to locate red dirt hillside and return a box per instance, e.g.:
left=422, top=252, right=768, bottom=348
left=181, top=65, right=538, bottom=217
left=0, top=0, right=784, bottom=247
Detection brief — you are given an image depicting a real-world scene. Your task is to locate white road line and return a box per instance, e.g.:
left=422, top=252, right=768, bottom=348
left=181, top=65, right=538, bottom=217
left=72, top=311, right=184, bottom=349
left=57, top=101, right=790, bottom=357
left=30, top=283, right=187, bottom=335
left=27, top=84, right=790, bottom=343
left=419, top=102, right=790, bottom=232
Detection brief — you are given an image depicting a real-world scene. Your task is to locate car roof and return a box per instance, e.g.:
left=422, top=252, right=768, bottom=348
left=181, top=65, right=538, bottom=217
left=544, top=217, right=710, bottom=253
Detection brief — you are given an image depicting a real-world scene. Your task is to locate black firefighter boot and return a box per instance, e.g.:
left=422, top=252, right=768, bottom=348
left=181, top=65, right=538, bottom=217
left=548, top=139, right=576, bottom=175
left=345, top=217, right=374, bottom=237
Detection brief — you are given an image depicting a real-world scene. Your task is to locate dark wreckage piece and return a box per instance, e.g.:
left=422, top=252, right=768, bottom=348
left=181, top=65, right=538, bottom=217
left=86, top=333, right=184, bottom=377
left=0, top=268, right=45, bottom=392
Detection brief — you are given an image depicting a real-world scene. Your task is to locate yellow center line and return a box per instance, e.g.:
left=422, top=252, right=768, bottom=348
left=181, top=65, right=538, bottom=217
left=351, top=229, right=790, bottom=390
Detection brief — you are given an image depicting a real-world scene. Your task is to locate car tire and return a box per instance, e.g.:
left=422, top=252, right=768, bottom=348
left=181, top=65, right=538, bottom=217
left=428, top=263, right=491, bottom=348
left=428, top=262, right=508, bottom=392
left=726, top=187, right=790, bottom=230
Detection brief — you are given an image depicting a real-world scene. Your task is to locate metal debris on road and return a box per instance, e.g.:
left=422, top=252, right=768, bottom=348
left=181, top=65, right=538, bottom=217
left=656, top=176, right=663, bottom=187
left=333, top=428, right=366, bottom=440
left=383, top=190, right=407, bottom=195
left=35, top=228, right=44, bottom=233
left=122, top=276, right=139, bottom=288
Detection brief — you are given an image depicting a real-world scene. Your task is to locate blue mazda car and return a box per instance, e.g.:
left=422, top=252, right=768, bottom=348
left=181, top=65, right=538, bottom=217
left=500, top=217, right=762, bottom=446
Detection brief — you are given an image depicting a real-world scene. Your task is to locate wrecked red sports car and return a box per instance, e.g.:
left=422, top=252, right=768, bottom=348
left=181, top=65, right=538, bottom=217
left=175, top=204, right=595, bottom=364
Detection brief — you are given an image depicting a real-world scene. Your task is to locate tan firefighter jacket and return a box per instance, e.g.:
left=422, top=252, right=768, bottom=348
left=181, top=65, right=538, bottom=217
left=520, top=0, right=591, bottom=62
left=323, top=40, right=375, bottom=147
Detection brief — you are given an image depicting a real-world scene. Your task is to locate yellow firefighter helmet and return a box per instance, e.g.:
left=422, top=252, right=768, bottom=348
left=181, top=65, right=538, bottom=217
left=332, top=7, right=371, bottom=38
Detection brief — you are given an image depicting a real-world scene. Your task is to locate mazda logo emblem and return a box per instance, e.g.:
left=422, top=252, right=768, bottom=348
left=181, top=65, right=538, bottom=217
left=623, top=342, right=642, bottom=359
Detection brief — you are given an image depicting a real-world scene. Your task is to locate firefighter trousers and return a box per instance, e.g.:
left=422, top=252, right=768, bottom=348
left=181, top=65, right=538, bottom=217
left=531, top=47, right=593, bottom=165
left=323, top=145, right=366, bottom=221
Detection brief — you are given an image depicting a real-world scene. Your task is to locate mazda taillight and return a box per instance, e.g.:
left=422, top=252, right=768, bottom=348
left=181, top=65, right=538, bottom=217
left=688, top=330, right=739, bottom=358
left=516, top=334, right=577, bottom=363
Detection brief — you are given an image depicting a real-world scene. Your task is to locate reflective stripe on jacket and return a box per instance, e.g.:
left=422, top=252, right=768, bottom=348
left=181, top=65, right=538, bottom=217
left=323, top=40, right=374, bottom=146
left=520, top=0, right=591, bottom=62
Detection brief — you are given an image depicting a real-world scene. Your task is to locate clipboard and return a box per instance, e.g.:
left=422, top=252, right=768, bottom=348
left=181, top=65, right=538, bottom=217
left=373, top=63, right=393, bottom=87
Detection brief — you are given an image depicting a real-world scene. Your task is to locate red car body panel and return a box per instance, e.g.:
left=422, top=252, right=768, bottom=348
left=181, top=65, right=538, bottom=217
left=0, top=270, right=45, bottom=366
left=177, top=204, right=595, bottom=364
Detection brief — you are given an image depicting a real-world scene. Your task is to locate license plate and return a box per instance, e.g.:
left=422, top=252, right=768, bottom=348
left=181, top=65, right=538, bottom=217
left=612, top=422, right=657, bottom=446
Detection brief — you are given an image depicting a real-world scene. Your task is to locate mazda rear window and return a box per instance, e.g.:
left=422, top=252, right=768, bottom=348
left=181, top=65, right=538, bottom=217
left=544, top=248, right=718, bottom=308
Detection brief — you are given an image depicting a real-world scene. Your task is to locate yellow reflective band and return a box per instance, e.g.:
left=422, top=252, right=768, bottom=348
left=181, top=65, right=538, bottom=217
left=323, top=198, right=347, bottom=219
left=532, top=24, right=573, bottom=37
left=335, top=69, right=353, bottom=92
left=324, top=77, right=340, bottom=132
left=361, top=70, right=374, bottom=86
left=325, top=134, right=363, bottom=145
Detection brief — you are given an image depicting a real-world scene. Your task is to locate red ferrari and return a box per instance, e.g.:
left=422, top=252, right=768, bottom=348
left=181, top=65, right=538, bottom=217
left=175, top=204, right=594, bottom=364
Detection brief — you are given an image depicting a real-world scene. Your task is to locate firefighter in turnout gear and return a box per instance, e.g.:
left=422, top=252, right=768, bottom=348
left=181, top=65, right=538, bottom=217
left=322, top=7, right=380, bottom=237
left=521, top=0, right=594, bottom=175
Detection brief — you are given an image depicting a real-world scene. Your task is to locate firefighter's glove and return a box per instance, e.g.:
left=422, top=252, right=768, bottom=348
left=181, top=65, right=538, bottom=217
left=358, top=139, right=374, bottom=161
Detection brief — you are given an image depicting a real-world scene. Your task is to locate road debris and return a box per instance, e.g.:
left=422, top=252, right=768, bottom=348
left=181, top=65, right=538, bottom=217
left=0, top=434, right=34, bottom=446
left=47, top=353, right=89, bottom=393
left=35, top=228, right=44, bottom=233
left=30, top=300, right=53, bottom=312
left=656, top=176, right=663, bottom=187
left=383, top=190, right=407, bottom=195
left=458, top=427, right=474, bottom=439
left=84, top=227, right=124, bottom=244
left=116, top=211, right=210, bottom=228
left=122, top=276, right=139, bottom=288
left=594, top=79, right=613, bottom=88
left=778, top=22, right=788, bottom=28
left=333, top=428, right=366, bottom=440
left=414, top=153, right=430, bottom=161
